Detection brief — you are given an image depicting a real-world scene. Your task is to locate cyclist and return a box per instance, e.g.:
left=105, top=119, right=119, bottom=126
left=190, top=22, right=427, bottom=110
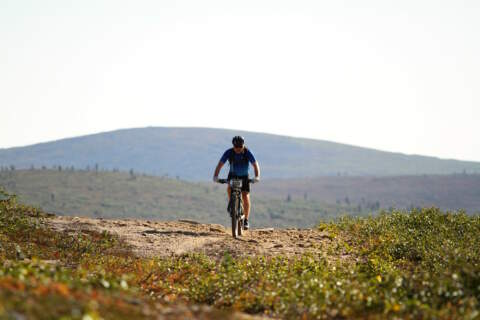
left=213, top=136, right=260, bottom=230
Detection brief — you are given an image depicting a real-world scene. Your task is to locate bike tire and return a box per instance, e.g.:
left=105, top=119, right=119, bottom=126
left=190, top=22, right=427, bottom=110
left=238, top=201, right=243, bottom=236
left=238, top=219, right=243, bottom=236
left=231, top=197, right=239, bottom=238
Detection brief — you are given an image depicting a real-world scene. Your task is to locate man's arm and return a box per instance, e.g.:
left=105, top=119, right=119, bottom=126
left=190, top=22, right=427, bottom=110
left=213, top=161, right=224, bottom=181
left=253, top=161, right=260, bottom=180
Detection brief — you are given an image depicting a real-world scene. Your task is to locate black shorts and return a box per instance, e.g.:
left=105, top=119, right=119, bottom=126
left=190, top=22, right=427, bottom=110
left=227, top=173, right=250, bottom=193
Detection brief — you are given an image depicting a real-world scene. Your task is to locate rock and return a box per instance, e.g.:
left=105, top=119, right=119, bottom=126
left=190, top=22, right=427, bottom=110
left=15, top=245, right=26, bottom=260
left=248, top=239, right=259, bottom=244
left=0, top=194, right=10, bottom=201
left=142, top=229, right=161, bottom=234
left=9, top=312, right=26, bottom=320
left=273, top=244, right=283, bottom=248
left=256, top=228, right=274, bottom=234
left=210, top=226, right=225, bottom=233
left=178, top=219, right=201, bottom=225
left=320, top=233, right=334, bottom=240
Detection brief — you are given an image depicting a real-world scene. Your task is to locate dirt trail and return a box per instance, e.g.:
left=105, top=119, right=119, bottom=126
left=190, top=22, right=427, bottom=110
left=48, top=216, right=338, bottom=260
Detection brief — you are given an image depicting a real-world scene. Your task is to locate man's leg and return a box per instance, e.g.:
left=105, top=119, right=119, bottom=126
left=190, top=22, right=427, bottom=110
left=242, top=191, right=250, bottom=219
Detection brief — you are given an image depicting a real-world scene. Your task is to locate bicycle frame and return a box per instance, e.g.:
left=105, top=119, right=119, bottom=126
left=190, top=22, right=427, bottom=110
left=218, top=178, right=245, bottom=238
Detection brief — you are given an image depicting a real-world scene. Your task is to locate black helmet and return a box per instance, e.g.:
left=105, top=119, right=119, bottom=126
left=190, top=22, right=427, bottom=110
left=232, top=136, right=245, bottom=147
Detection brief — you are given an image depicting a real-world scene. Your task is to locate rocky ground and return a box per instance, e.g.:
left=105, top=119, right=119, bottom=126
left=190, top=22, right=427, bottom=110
left=48, top=216, right=339, bottom=261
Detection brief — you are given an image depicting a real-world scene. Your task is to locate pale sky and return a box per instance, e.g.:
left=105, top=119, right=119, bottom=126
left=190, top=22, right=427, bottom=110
left=1, top=0, right=479, bottom=161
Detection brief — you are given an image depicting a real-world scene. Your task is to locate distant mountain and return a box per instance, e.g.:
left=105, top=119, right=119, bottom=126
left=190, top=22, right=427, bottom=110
left=1, top=127, right=480, bottom=180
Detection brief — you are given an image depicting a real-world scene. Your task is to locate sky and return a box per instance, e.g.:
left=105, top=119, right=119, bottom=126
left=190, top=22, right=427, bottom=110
left=1, top=0, right=479, bottom=161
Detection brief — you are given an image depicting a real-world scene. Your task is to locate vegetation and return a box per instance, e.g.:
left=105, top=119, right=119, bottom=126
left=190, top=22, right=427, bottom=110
left=2, top=170, right=480, bottom=230
left=0, top=170, right=361, bottom=228
left=137, top=209, right=480, bottom=319
left=1, top=188, right=479, bottom=319
left=0, top=189, right=236, bottom=319
left=323, top=209, right=480, bottom=319
left=257, top=174, right=480, bottom=214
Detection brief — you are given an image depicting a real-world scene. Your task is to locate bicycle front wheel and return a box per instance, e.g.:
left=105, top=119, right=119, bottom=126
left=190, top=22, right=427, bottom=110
left=231, top=197, right=239, bottom=238
left=238, top=218, right=243, bottom=236
left=237, top=199, right=244, bottom=236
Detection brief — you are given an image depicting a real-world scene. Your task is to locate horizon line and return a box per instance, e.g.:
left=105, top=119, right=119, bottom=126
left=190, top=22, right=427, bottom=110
left=1, top=125, right=479, bottom=164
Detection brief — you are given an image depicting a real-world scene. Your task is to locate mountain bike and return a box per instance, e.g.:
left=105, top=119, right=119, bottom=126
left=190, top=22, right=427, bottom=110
left=217, top=178, right=254, bottom=238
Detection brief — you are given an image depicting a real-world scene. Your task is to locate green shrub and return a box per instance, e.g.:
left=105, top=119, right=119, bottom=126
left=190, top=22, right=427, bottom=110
left=1, top=189, right=479, bottom=319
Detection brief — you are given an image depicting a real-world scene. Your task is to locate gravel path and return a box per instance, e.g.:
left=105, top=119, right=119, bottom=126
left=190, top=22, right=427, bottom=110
left=48, top=216, right=338, bottom=260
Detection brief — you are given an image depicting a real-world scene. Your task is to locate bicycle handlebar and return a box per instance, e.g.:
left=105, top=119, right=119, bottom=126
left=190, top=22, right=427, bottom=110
left=216, top=178, right=256, bottom=184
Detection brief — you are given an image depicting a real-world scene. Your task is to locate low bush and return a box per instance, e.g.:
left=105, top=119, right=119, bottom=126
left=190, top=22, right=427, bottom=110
left=1, top=187, right=479, bottom=319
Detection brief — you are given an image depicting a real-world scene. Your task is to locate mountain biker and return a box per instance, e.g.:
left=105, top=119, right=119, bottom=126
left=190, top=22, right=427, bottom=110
left=213, top=136, right=260, bottom=230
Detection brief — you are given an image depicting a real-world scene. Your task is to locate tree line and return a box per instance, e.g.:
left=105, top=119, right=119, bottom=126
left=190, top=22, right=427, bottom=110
left=0, top=164, right=179, bottom=180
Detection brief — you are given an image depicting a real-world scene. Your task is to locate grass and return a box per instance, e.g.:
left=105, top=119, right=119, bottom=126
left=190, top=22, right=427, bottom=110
left=322, top=208, right=480, bottom=319
left=3, top=170, right=480, bottom=231
left=0, top=170, right=361, bottom=228
left=1, top=188, right=479, bottom=319
left=138, top=208, right=480, bottom=319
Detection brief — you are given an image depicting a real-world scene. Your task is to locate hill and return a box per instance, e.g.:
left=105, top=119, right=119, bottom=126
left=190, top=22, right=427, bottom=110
left=1, top=127, right=480, bottom=180
left=1, top=170, right=480, bottom=230
left=256, top=174, right=480, bottom=213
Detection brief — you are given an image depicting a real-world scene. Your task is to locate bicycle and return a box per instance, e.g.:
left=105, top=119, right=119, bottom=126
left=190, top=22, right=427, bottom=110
left=217, top=178, right=255, bottom=238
